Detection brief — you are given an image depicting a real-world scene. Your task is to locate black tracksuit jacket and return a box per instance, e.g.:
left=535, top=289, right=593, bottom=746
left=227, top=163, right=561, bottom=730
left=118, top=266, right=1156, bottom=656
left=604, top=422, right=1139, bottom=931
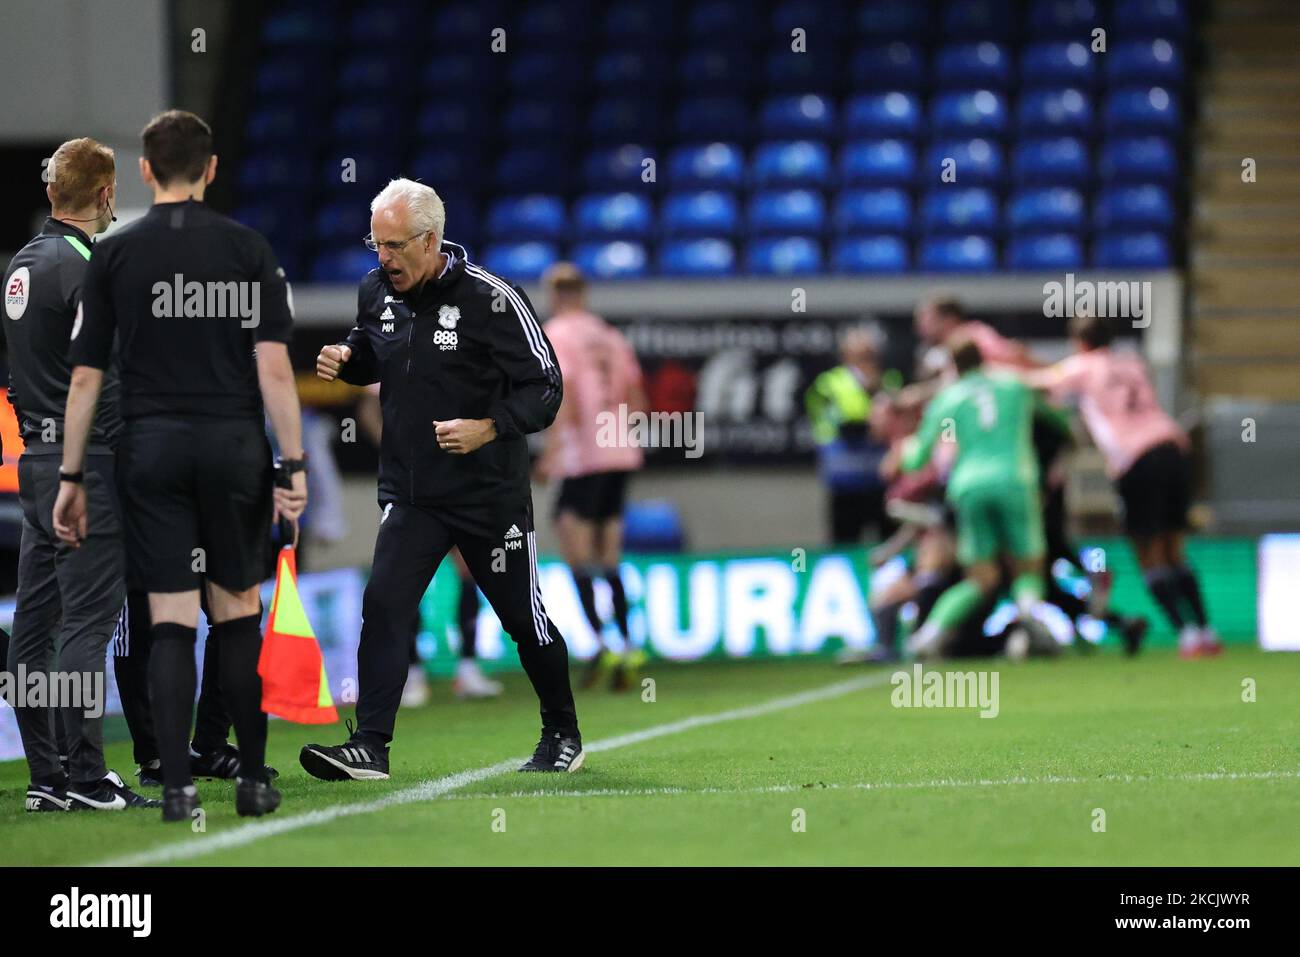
left=337, top=241, right=562, bottom=510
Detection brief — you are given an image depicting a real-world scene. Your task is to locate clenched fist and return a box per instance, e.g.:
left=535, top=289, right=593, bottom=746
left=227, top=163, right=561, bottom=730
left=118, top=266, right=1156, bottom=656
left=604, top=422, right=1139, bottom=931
left=433, top=418, right=497, bottom=455
left=316, top=343, right=353, bottom=381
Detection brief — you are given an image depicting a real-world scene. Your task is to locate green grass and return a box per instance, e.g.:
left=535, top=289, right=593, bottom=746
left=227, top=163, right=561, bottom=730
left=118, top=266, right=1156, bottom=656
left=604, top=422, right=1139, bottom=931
left=2, top=648, right=1297, bottom=866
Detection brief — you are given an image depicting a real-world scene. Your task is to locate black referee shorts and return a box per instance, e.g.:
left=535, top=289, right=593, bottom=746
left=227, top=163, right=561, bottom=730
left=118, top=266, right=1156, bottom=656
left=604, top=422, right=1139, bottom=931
left=553, top=470, right=631, bottom=523
left=1116, top=441, right=1191, bottom=539
left=116, top=415, right=273, bottom=593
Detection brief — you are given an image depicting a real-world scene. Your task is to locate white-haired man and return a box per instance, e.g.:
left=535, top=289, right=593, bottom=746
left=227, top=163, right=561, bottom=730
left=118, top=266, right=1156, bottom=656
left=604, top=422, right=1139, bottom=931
left=305, top=179, right=583, bottom=776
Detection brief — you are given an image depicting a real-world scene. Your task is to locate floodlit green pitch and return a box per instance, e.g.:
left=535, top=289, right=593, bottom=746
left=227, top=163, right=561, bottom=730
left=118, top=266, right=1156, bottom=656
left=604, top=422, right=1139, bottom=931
left=2, top=649, right=1297, bottom=866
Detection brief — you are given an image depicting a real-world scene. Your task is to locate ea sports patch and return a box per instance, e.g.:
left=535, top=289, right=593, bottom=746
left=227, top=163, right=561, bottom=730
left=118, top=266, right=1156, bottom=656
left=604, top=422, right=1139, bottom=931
left=5, top=266, right=30, bottom=320
left=437, top=304, right=459, bottom=329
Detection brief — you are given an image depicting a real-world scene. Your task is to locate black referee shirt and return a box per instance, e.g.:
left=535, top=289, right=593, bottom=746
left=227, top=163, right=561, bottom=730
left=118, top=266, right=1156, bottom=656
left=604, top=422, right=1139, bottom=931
left=3, top=218, right=121, bottom=454
left=68, top=200, right=292, bottom=420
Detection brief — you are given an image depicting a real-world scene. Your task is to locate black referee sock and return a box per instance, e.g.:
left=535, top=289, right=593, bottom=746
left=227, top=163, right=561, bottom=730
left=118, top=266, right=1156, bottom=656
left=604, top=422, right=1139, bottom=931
left=458, top=577, right=480, bottom=659
left=148, top=623, right=198, bottom=790
left=602, top=567, right=630, bottom=639
left=571, top=569, right=604, bottom=637
left=1144, top=567, right=1187, bottom=630
left=1172, top=565, right=1208, bottom=628
left=208, top=614, right=268, bottom=784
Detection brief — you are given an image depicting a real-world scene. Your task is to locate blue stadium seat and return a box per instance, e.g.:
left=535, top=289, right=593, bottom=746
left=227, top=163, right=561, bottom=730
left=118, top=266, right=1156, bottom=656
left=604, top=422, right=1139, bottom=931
left=254, top=57, right=322, bottom=101
left=238, top=151, right=313, bottom=194
left=494, top=149, right=571, bottom=193
left=1028, top=0, right=1099, bottom=38
left=856, top=1, right=931, bottom=38
left=773, top=0, right=844, bottom=35
left=833, top=189, right=912, bottom=234
left=1099, top=136, right=1177, bottom=182
left=571, top=240, right=649, bottom=279
left=923, top=139, right=1004, bottom=185
left=262, top=9, right=336, bottom=46
left=1092, top=233, right=1171, bottom=268
left=331, top=103, right=399, bottom=140
left=921, top=189, right=999, bottom=233
left=419, top=54, right=496, bottom=96
left=603, top=1, right=673, bottom=42
left=588, top=98, right=662, bottom=143
left=347, top=7, right=408, bottom=44
left=338, top=54, right=400, bottom=94
left=678, top=49, right=752, bottom=94
left=1104, top=87, right=1181, bottom=133
left=415, top=103, right=490, bottom=141
left=487, top=195, right=567, bottom=241
left=765, top=49, right=841, bottom=94
left=234, top=201, right=308, bottom=248
left=746, top=237, right=823, bottom=275
left=832, top=236, right=910, bottom=273
left=314, top=200, right=370, bottom=244
left=623, top=500, right=686, bottom=551
left=503, top=100, right=578, bottom=140
left=930, top=90, right=1008, bottom=136
left=593, top=50, right=670, bottom=90
left=748, top=190, right=827, bottom=235
left=432, top=4, right=499, bottom=43
left=509, top=52, right=583, bottom=94
left=317, top=153, right=386, bottom=194
left=1113, top=0, right=1188, bottom=38
left=1107, top=40, right=1184, bottom=86
left=1012, top=137, right=1090, bottom=185
left=1007, top=234, right=1084, bottom=269
left=1094, top=185, right=1174, bottom=230
left=668, top=143, right=745, bottom=188
left=934, top=42, right=1013, bottom=88
left=520, top=0, right=588, bottom=44
left=584, top=144, right=651, bottom=189
left=849, top=42, right=926, bottom=90
left=659, top=238, right=737, bottom=277
left=481, top=242, right=559, bottom=282
left=1018, top=88, right=1093, bottom=134
left=674, top=98, right=751, bottom=142
left=245, top=107, right=304, bottom=144
left=574, top=193, right=654, bottom=239
left=688, top=0, right=754, bottom=41
left=1020, top=41, right=1096, bottom=87
left=1007, top=187, right=1086, bottom=232
left=751, top=141, right=832, bottom=188
left=760, top=95, right=837, bottom=138
left=409, top=148, right=483, bottom=192
left=839, top=139, right=917, bottom=186
left=311, top=247, right=378, bottom=283
left=942, top=0, right=1017, bottom=38
left=919, top=236, right=997, bottom=272
left=844, top=92, right=923, bottom=137
left=662, top=191, right=741, bottom=237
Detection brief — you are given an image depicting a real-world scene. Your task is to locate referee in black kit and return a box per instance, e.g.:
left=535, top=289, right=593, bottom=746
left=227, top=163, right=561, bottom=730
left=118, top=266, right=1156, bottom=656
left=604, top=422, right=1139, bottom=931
left=53, top=110, right=307, bottom=822
left=302, top=178, right=583, bottom=779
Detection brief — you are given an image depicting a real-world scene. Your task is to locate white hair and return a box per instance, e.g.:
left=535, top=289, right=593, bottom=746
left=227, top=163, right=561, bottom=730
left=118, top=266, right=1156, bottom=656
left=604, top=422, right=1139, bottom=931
left=370, top=178, right=445, bottom=241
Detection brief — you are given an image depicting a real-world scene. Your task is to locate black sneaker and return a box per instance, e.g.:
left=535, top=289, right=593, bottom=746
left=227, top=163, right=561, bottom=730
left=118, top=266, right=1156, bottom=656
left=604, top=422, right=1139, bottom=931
left=1121, top=616, right=1149, bottom=657
left=518, top=732, right=585, bottom=773
left=103, top=770, right=162, bottom=809
left=300, top=722, right=390, bottom=781
left=67, top=778, right=128, bottom=811
left=235, top=777, right=282, bottom=817
left=136, top=759, right=163, bottom=788
left=191, top=743, right=280, bottom=781
left=162, top=784, right=201, bottom=823
left=25, top=781, right=70, bottom=812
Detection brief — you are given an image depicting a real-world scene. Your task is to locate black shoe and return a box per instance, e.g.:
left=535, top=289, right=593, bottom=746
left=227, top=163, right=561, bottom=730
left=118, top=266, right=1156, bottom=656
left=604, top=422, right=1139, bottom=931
left=235, top=777, right=282, bottom=817
left=136, top=759, right=163, bottom=788
left=191, top=742, right=280, bottom=781
left=162, top=785, right=201, bottom=823
left=300, top=722, right=390, bottom=781
left=1121, top=616, right=1149, bottom=657
left=518, top=732, right=585, bottom=773
left=103, top=769, right=162, bottom=809
left=25, top=781, right=70, bottom=812
left=67, top=778, right=128, bottom=811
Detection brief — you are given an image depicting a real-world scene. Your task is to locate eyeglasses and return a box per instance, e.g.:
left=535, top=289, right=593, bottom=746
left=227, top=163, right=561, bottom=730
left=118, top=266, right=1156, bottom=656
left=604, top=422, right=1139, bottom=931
left=363, top=231, right=429, bottom=253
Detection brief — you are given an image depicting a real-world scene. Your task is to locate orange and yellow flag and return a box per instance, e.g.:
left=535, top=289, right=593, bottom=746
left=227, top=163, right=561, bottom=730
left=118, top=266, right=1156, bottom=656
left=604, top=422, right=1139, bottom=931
left=258, top=545, right=339, bottom=724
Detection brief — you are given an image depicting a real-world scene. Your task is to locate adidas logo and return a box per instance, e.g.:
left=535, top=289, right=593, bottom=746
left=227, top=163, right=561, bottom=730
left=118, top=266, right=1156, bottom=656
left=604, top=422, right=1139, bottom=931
left=504, top=524, right=523, bottom=549
left=505, top=525, right=523, bottom=539
left=380, top=306, right=395, bottom=333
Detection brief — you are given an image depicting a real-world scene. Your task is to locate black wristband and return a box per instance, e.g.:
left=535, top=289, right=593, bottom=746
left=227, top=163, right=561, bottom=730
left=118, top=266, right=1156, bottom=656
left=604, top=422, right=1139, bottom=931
left=58, top=469, right=84, bottom=484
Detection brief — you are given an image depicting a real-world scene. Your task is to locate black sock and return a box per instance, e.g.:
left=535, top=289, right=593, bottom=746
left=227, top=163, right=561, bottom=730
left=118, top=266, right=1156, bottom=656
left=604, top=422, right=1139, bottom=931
left=602, top=567, right=630, bottom=639
left=191, top=633, right=231, bottom=755
left=871, top=601, right=901, bottom=653
left=208, top=614, right=268, bottom=783
left=1144, top=567, right=1187, bottom=630
left=148, top=623, right=198, bottom=790
left=571, top=569, right=604, bottom=637
left=458, top=577, right=480, bottom=659
left=1172, top=565, right=1208, bottom=628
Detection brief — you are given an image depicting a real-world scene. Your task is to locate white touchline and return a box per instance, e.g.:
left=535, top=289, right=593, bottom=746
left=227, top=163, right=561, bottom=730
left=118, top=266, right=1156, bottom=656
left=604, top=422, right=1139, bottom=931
left=97, top=672, right=892, bottom=867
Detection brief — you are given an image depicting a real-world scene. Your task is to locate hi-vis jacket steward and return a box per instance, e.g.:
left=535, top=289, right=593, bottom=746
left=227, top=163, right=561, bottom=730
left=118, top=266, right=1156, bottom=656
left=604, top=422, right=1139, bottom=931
left=337, top=241, right=563, bottom=508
